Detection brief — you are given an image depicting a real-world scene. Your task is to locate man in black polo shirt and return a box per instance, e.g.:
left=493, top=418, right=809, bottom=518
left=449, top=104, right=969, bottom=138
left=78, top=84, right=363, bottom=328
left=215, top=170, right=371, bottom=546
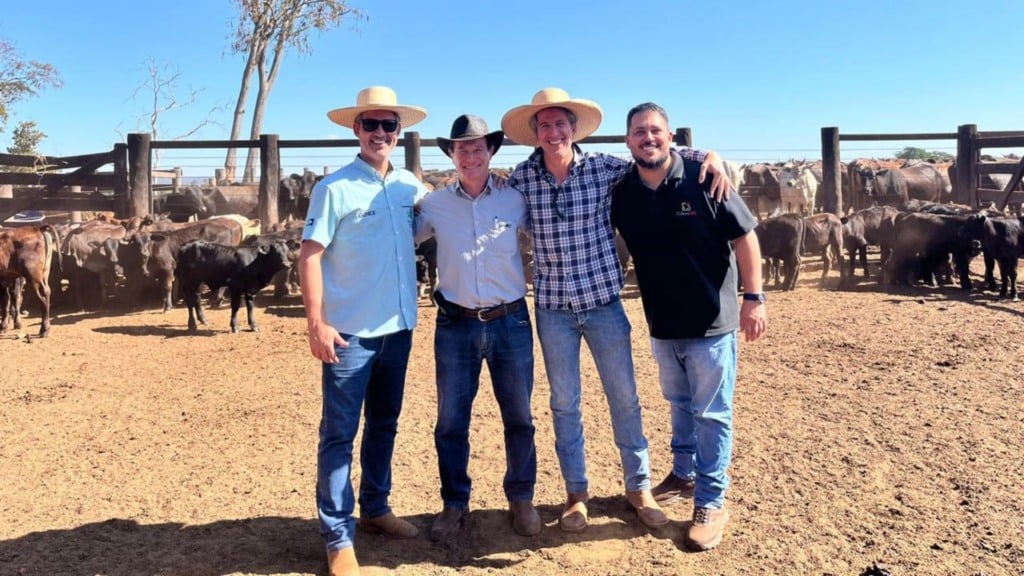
left=610, top=102, right=767, bottom=552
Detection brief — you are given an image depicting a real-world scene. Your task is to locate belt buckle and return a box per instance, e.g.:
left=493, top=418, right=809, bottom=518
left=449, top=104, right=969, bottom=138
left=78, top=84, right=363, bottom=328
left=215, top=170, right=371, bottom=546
left=476, top=307, right=490, bottom=321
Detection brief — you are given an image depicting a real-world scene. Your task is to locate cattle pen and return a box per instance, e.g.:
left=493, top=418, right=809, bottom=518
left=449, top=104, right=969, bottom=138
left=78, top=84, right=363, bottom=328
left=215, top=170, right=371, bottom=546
left=820, top=124, right=1024, bottom=215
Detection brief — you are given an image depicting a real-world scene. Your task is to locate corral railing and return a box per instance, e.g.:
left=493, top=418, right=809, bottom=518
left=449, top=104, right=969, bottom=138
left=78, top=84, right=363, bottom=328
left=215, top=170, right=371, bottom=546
left=0, top=145, right=128, bottom=222
left=820, top=124, right=1024, bottom=215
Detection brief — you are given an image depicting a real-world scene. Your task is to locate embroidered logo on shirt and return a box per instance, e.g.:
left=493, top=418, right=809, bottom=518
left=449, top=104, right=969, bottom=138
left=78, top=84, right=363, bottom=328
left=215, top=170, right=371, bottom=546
left=306, top=218, right=315, bottom=227
left=356, top=209, right=377, bottom=218
left=675, top=202, right=696, bottom=217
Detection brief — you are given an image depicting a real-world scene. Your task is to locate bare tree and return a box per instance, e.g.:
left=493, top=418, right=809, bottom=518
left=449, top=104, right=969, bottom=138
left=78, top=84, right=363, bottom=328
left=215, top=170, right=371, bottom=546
left=119, top=59, right=226, bottom=168
left=224, top=0, right=363, bottom=183
left=0, top=39, right=62, bottom=134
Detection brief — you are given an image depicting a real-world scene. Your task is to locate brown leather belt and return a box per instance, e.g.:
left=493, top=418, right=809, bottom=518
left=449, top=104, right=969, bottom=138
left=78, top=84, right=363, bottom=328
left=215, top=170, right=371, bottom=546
left=456, top=298, right=526, bottom=322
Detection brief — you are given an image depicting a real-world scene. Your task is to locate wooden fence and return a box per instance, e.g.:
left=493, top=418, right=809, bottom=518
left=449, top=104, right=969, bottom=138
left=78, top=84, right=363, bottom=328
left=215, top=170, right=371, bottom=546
left=820, top=124, right=1024, bottom=215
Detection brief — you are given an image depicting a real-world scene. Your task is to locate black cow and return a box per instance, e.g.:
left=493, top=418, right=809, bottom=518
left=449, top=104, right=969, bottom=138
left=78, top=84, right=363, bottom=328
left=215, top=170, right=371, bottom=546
left=841, top=205, right=899, bottom=279
left=886, top=212, right=978, bottom=289
left=174, top=239, right=292, bottom=333
left=241, top=227, right=303, bottom=298
left=415, top=237, right=438, bottom=304
left=278, top=171, right=319, bottom=221
left=754, top=213, right=804, bottom=291
left=958, top=214, right=1024, bottom=299
left=802, top=213, right=845, bottom=285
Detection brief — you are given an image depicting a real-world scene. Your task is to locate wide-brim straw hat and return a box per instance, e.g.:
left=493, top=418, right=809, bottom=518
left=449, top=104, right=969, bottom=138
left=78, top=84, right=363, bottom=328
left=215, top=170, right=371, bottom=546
left=327, top=86, right=427, bottom=128
left=437, top=114, right=504, bottom=158
left=500, top=87, right=603, bottom=147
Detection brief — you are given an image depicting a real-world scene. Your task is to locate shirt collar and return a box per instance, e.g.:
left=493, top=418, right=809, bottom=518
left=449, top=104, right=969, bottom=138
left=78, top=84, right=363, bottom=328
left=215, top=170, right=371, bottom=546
left=627, top=148, right=686, bottom=190
left=526, top=143, right=586, bottom=177
left=352, top=154, right=394, bottom=179
left=453, top=175, right=494, bottom=200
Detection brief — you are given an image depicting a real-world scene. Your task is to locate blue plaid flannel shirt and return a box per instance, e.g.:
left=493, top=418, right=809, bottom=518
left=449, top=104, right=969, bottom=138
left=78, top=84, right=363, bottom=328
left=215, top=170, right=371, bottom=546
left=509, top=145, right=708, bottom=311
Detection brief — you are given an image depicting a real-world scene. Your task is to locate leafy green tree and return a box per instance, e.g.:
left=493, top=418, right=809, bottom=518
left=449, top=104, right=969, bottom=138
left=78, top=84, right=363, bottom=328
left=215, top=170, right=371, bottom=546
left=224, top=0, right=364, bottom=183
left=0, top=39, right=62, bottom=133
left=894, top=146, right=953, bottom=161
left=6, top=120, right=45, bottom=154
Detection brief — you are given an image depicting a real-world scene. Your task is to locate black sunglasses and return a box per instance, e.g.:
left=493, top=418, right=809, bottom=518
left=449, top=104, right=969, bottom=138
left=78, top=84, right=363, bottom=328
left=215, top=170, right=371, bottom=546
left=359, top=118, right=400, bottom=133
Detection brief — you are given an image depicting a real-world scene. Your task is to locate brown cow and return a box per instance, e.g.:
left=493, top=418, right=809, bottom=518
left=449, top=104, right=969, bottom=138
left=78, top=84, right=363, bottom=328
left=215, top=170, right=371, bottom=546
left=0, top=225, right=62, bottom=337
left=901, top=159, right=952, bottom=203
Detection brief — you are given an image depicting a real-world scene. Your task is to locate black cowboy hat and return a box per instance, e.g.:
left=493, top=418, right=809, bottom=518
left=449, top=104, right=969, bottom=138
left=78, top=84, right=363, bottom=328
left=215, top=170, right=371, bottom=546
left=437, top=114, right=504, bottom=158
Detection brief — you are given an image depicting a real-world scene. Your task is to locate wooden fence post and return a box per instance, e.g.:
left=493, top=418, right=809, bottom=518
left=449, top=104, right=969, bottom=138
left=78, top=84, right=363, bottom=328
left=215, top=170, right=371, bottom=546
left=112, top=142, right=132, bottom=217
left=259, top=134, right=280, bottom=232
left=821, top=127, right=842, bottom=215
left=127, top=133, right=151, bottom=217
left=674, top=128, right=692, bottom=148
left=404, top=131, right=422, bottom=180
left=955, top=124, right=978, bottom=206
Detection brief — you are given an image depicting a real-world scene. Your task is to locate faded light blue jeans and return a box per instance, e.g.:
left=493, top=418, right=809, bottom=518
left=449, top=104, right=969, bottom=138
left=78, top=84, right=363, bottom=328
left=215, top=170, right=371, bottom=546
left=535, top=297, right=652, bottom=494
left=433, top=305, right=536, bottom=509
left=650, top=331, right=737, bottom=509
left=317, top=329, right=412, bottom=552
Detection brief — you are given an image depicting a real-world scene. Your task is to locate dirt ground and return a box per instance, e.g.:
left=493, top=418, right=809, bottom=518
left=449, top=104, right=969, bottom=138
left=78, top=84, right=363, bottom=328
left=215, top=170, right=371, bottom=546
left=2, top=257, right=1023, bottom=576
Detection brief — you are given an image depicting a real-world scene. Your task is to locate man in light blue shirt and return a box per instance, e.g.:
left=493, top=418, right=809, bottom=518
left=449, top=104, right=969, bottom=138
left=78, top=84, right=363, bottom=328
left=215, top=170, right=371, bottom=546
left=299, top=86, right=429, bottom=576
left=414, top=114, right=540, bottom=541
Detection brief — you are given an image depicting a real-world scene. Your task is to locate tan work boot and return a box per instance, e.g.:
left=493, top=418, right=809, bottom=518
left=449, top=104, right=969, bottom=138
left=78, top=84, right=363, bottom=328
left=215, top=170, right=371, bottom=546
left=686, top=506, right=730, bottom=551
left=651, top=472, right=695, bottom=506
left=559, top=491, right=589, bottom=533
left=510, top=500, right=542, bottom=536
left=327, top=546, right=359, bottom=576
left=359, top=512, right=419, bottom=539
left=627, top=489, right=669, bottom=528
left=429, top=506, right=469, bottom=542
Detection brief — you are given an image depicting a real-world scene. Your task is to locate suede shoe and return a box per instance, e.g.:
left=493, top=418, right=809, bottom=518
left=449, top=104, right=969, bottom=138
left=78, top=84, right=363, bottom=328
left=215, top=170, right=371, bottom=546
left=429, top=506, right=469, bottom=542
left=686, top=506, right=730, bottom=551
left=327, top=546, right=359, bottom=576
left=510, top=500, right=542, bottom=536
left=627, top=489, right=670, bottom=528
left=651, top=472, right=695, bottom=506
left=359, top=512, right=419, bottom=539
left=559, top=491, right=589, bottom=533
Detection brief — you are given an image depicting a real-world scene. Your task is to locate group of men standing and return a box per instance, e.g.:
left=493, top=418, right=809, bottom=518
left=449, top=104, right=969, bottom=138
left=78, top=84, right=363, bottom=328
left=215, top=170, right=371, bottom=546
left=297, top=85, right=768, bottom=576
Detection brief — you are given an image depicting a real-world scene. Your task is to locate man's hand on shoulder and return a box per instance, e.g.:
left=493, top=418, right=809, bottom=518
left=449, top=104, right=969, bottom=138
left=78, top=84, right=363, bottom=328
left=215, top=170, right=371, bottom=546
left=699, top=151, right=734, bottom=202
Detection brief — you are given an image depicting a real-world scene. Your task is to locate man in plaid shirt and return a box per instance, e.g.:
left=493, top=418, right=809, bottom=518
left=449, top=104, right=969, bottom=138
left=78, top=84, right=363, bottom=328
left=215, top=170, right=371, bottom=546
left=501, top=88, right=731, bottom=533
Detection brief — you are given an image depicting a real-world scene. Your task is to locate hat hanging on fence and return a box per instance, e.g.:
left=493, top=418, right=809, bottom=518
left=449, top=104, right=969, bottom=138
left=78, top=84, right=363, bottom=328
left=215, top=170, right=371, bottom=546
left=500, top=87, right=603, bottom=147
left=327, top=86, right=427, bottom=128
left=437, top=114, right=504, bottom=158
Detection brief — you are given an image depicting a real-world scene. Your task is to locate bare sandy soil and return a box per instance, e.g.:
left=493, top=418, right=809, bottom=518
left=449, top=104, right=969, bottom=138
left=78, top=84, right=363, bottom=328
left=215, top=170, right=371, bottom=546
left=2, top=258, right=1023, bottom=576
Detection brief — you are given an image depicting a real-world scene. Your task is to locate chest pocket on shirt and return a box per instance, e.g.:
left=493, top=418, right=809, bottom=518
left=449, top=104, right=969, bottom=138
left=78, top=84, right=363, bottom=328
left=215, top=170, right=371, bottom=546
left=487, top=219, right=519, bottom=255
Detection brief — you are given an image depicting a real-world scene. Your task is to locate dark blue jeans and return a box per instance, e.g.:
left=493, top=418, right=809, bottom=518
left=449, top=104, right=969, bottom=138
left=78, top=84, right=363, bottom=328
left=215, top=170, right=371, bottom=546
left=317, top=330, right=412, bottom=552
left=434, top=305, right=536, bottom=509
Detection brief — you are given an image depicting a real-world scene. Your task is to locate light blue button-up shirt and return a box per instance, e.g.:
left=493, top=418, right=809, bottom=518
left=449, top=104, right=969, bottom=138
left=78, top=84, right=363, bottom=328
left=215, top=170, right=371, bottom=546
left=414, top=176, right=529, bottom=309
left=303, top=156, right=429, bottom=338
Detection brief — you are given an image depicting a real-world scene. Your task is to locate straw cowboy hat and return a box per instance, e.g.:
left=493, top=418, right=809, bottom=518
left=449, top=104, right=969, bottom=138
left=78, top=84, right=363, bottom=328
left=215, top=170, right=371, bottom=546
left=500, top=87, right=603, bottom=147
left=327, top=85, right=427, bottom=128
left=437, top=114, right=504, bottom=158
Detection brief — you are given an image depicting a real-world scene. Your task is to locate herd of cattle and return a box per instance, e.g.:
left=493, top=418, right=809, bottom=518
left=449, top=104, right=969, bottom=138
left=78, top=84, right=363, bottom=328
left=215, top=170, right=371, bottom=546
left=2, top=162, right=1023, bottom=338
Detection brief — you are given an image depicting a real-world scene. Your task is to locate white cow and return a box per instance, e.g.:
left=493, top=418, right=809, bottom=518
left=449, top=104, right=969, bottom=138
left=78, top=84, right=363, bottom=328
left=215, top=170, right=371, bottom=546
left=779, top=163, right=818, bottom=215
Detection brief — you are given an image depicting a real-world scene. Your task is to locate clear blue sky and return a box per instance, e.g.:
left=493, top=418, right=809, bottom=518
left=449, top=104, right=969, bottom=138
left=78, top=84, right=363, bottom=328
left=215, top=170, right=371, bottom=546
left=2, top=0, right=1023, bottom=177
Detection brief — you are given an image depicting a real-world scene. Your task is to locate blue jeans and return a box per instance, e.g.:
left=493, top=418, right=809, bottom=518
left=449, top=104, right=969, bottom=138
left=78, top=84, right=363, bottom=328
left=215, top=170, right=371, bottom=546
left=317, top=330, right=412, bottom=552
left=535, top=297, right=651, bottom=494
left=650, top=331, right=737, bottom=509
left=434, top=304, right=536, bottom=508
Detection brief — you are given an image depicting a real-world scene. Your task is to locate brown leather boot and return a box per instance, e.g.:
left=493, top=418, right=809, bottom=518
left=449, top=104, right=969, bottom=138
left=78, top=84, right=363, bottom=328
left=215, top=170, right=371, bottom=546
left=509, top=500, right=542, bottom=536
left=627, top=488, right=669, bottom=528
left=686, top=506, right=730, bottom=551
left=559, top=491, right=589, bottom=533
left=327, top=546, right=359, bottom=576
left=359, top=512, right=419, bottom=539
left=429, top=506, right=469, bottom=542
left=651, top=472, right=695, bottom=506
